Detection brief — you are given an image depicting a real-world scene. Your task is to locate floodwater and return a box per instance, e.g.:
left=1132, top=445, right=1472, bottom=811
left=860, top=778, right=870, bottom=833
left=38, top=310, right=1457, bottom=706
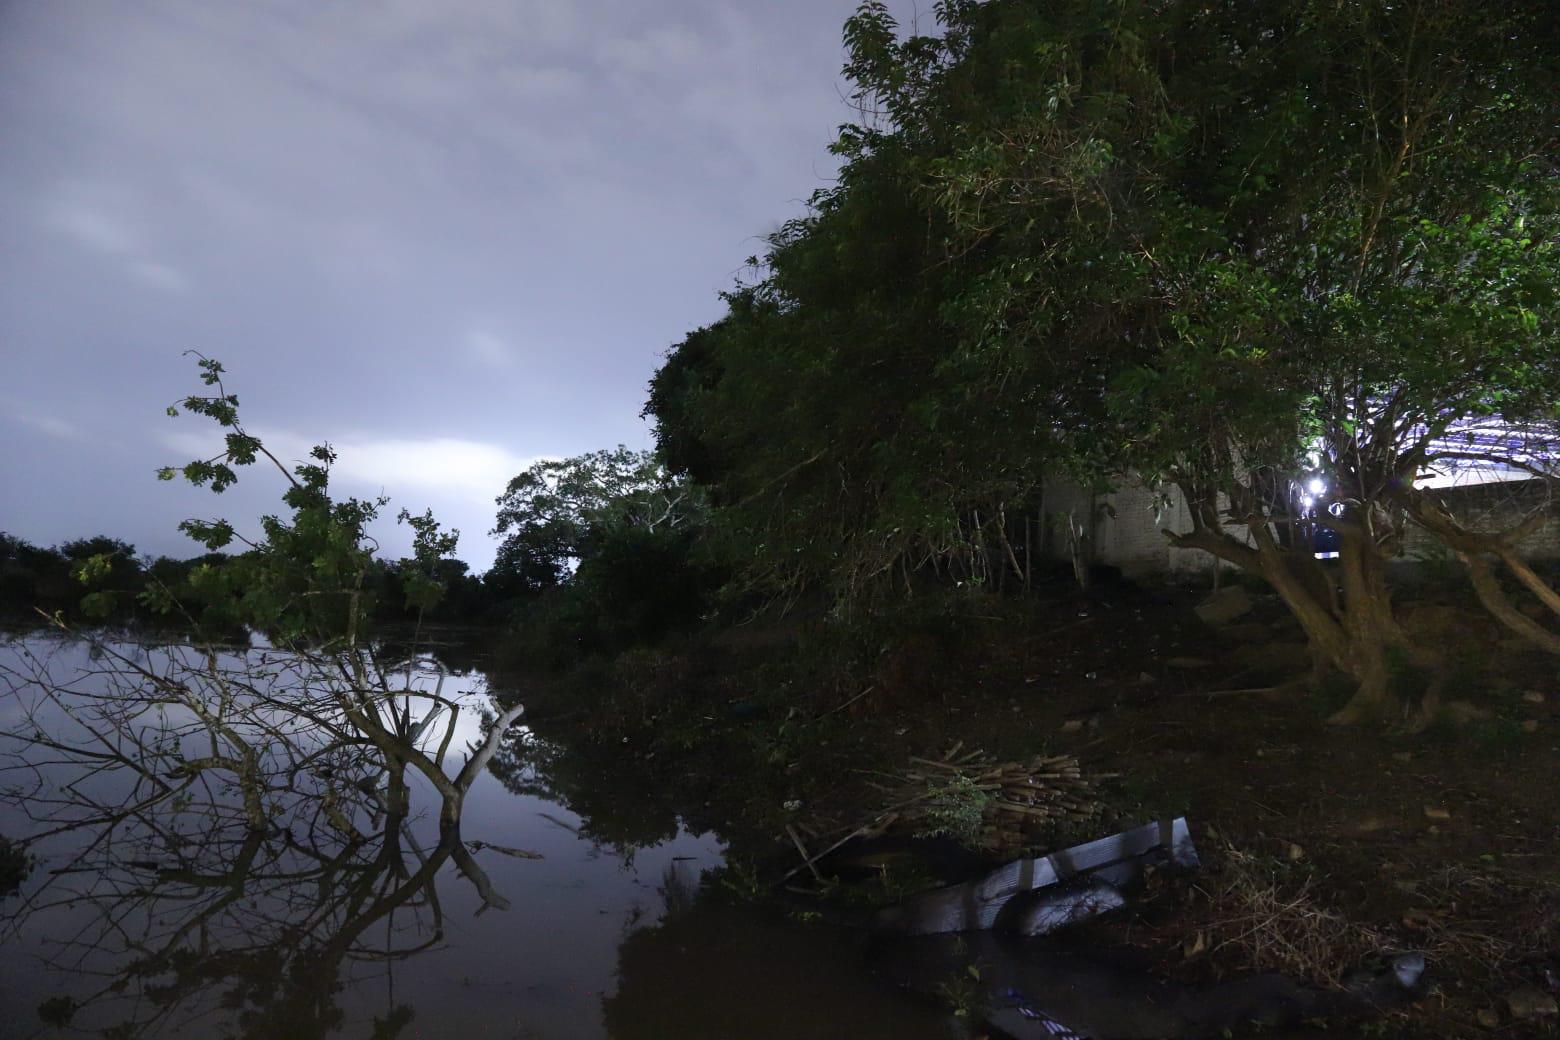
left=0, top=630, right=953, bottom=1040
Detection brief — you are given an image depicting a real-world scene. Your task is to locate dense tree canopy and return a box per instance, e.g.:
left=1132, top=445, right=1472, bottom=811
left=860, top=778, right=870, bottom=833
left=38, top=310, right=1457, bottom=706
left=489, top=447, right=707, bottom=596
left=649, top=0, right=1560, bottom=719
left=488, top=447, right=719, bottom=660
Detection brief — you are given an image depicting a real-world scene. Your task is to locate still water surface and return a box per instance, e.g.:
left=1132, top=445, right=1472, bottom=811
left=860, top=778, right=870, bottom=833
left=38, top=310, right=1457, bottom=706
left=0, top=630, right=951, bottom=1040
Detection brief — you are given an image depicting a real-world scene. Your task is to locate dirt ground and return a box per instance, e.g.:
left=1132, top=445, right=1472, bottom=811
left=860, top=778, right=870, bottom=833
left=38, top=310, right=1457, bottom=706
left=813, top=581, right=1560, bottom=1038
left=517, top=576, right=1560, bottom=1037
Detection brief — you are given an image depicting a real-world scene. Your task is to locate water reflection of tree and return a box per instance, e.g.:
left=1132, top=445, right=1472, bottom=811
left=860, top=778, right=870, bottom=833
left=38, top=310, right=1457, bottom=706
left=370, top=626, right=491, bottom=679
left=0, top=630, right=529, bottom=1040
left=602, top=899, right=948, bottom=1040
left=486, top=724, right=686, bottom=854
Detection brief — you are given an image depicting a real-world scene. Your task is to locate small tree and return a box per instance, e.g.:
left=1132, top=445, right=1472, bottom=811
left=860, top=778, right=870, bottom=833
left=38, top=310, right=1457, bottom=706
left=142, top=353, right=463, bottom=645
left=1, top=356, right=534, bottom=1038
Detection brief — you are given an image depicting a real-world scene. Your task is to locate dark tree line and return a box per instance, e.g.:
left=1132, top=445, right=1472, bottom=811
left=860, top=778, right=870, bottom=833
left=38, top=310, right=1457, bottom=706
left=635, top=0, right=1560, bottom=723
left=0, top=531, right=504, bottom=629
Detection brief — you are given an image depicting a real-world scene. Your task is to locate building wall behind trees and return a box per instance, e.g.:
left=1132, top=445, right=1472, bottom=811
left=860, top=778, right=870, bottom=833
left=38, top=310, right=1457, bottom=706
left=1041, top=477, right=1559, bottom=581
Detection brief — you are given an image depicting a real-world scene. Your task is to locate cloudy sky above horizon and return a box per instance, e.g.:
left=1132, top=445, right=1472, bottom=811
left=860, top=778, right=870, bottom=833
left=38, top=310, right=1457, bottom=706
left=0, top=0, right=922, bottom=569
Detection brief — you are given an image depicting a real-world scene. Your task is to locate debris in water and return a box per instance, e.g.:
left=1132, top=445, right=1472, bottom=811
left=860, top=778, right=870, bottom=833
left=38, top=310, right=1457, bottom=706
left=875, top=817, right=1198, bottom=935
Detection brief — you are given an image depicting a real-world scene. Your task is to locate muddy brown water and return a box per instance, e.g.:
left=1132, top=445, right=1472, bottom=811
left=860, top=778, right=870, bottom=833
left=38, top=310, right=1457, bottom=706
left=0, top=631, right=952, bottom=1040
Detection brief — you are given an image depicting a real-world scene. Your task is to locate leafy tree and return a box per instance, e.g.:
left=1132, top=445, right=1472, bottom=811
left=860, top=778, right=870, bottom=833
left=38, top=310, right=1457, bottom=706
left=647, top=111, right=1066, bottom=607
left=651, top=0, right=1560, bottom=723
left=371, top=554, right=491, bottom=625
left=393, top=507, right=461, bottom=617
left=488, top=447, right=717, bottom=660
left=58, top=536, right=139, bottom=566
left=489, top=447, right=704, bottom=593
left=60, top=537, right=145, bottom=617
left=892, top=0, right=1558, bottom=723
left=144, top=353, right=462, bottom=644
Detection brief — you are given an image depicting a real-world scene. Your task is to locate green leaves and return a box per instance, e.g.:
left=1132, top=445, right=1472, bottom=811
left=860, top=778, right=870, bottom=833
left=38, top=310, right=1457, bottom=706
left=178, top=459, right=239, bottom=493
left=152, top=355, right=459, bottom=643
left=71, top=553, right=115, bottom=585
left=646, top=0, right=1559, bottom=609
left=396, top=508, right=460, bottom=614
left=195, top=355, right=224, bottom=385
left=176, top=519, right=236, bottom=551
left=490, top=447, right=702, bottom=596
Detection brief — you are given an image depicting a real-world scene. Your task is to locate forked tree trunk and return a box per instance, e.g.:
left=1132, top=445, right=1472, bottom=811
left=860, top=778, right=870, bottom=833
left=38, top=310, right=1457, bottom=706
left=1263, top=544, right=1411, bottom=723
left=1171, top=483, right=1440, bottom=727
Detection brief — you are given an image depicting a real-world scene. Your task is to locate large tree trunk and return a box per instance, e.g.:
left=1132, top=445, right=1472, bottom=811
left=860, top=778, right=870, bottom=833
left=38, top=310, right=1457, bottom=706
left=1264, top=522, right=1431, bottom=725
left=1169, top=480, right=1440, bottom=727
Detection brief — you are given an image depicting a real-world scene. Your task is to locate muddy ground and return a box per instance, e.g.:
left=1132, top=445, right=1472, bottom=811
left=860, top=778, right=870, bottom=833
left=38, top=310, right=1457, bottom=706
left=513, top=577, right=1560, bottom=1038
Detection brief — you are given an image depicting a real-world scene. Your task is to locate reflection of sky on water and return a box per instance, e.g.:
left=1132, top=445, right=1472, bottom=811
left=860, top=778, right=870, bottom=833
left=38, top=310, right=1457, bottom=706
left=0, top=632, right=724, bottom=1040
left=382, top=741, right=725, bottom=1040
left=1, top=631, right=1423, bottom=1038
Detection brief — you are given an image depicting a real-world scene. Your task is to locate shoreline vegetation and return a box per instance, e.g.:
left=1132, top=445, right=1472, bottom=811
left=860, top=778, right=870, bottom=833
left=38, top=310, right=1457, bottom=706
left=495, top=577, right=1560, bottom=1037
left=6, top=0, right=1559, bottom=1036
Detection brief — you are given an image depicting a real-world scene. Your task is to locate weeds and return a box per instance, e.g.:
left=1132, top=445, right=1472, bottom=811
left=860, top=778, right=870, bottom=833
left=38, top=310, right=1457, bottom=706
left=1198, top=846, right=1556, bottom=1003
left=914, top=774, right=993, bottom=846
left=1402, top=864, right=1559, bottom=987
left=713, top=859, right=764, bottom=901
left=936, top=963, right=987, bottom=1020
left=1200, top=848, right=1388, bottom=986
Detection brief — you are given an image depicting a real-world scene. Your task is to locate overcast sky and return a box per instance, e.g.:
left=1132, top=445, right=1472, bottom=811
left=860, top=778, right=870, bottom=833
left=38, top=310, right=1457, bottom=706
left=0, top=0, right=922, bottom=569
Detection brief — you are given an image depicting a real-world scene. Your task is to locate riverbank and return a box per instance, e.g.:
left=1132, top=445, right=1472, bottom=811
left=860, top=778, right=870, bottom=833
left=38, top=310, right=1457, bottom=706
left=507, top=579, right=1560, bottom=1038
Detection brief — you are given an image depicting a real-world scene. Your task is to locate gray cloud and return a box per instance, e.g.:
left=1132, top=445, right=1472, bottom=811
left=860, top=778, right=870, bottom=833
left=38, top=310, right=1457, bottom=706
left=0, top=0, right=924, bottom=568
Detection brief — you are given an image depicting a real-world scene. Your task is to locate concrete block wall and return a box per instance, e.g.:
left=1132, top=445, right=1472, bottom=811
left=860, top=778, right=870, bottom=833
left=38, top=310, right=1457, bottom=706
left=1402, top=479, right=1560, bottom=563
left=1040, top=476, right=1244, bottom=580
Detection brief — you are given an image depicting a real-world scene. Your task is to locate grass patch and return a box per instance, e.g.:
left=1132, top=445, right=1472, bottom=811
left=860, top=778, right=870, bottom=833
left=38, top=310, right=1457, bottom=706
left=1200, top=848, right=1387, bottom=987
left=913, top=774, right=992, bottom=846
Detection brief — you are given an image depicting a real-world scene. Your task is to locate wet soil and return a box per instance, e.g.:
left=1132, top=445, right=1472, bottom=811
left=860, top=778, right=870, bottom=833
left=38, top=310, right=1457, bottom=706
left=931, top=585, right=1560, bottom=1039
left=518, top=580, right=1560, bottom=1038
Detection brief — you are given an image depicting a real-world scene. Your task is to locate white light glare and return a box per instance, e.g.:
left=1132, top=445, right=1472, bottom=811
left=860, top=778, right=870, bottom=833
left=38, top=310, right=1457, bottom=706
left=1307, top=478, right=1326, bottom=495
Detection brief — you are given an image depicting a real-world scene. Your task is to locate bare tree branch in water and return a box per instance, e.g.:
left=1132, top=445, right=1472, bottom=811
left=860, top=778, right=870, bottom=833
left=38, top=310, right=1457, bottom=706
left=0, top=623, right=530, bottom=1040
